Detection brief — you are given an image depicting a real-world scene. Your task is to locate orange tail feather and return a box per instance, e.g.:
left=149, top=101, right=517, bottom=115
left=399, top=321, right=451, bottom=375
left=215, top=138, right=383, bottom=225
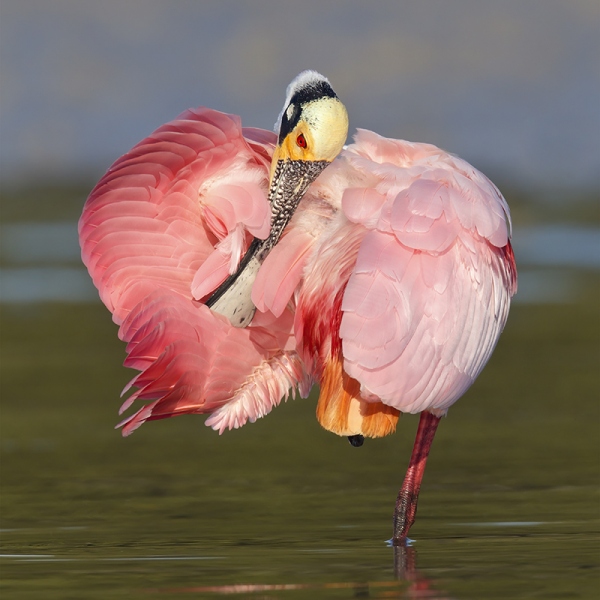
left=316, top=357, right=399, bottom=438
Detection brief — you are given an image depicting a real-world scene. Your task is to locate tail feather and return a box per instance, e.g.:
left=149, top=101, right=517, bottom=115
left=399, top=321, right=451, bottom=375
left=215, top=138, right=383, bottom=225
left=317, top=356, right=399, bottom=438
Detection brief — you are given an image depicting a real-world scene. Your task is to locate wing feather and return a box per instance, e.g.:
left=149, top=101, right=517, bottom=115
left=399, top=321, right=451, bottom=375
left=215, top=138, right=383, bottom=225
left=335, top=132, right=516, bottom=414
left=252, top=227, right=315, bottom=318
left=79, top=108, right=305, bottom=435
left=79, top=107, right=272, bottom=324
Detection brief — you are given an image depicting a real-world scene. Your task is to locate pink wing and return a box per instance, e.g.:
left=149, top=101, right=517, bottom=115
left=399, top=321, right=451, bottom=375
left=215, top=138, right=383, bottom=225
left=302, top=129, right=517, bottom=414
left=79, top=108, right=309, bottom=435
left=79, top=108, right=274, bottom=322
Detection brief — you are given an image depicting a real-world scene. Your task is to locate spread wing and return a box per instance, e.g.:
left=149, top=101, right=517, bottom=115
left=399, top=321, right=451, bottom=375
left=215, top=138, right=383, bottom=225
left=79, top=108, right=275, bottom=324
left=79, top=108, right=308, bottom=434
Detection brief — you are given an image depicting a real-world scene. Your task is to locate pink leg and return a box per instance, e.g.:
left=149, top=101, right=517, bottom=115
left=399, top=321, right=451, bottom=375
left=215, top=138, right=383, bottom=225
left=392, top=410, right=441, bottom=544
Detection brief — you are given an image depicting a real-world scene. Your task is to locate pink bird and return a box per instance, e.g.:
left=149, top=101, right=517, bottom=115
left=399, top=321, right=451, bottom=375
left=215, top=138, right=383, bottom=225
left=79, top=71, right=517, bottom=543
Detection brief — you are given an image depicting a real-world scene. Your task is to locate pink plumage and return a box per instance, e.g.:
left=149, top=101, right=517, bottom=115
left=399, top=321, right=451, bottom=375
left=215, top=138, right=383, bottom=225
left=79, top=106, right=517, bottom=435
left=79, top=107, right=308, bottom=436
left=79, top=73, right=516, bottom=542
left=296, top=129, right=516, bottom=416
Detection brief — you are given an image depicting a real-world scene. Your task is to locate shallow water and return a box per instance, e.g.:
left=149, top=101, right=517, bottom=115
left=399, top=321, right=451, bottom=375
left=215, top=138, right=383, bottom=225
left=1, top=293, right=599, bottom=598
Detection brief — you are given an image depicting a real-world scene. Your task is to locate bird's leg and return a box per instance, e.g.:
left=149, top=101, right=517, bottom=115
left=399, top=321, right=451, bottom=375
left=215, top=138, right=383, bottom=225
left=392, top=410, right=441, bottom=544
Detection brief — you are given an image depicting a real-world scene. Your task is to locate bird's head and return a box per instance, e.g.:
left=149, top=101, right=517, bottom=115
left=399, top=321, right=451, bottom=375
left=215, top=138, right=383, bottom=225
left=205, top=71, right=347, bottom=328
left=266, top=72, right=348, bottom=240
left=272, top=70, right=349, bottom=171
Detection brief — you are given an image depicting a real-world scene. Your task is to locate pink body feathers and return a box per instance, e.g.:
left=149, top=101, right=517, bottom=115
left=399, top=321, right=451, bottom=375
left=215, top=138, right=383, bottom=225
left=296, top=130, right=516, bottom=436
left=79, top=108, right=516, bottom=438
left=79, top=71, right=517, bottom=542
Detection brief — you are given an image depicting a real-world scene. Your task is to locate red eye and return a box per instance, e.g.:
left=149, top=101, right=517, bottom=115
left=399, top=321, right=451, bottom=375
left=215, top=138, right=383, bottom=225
left=296, top=133, right=307, bottom=148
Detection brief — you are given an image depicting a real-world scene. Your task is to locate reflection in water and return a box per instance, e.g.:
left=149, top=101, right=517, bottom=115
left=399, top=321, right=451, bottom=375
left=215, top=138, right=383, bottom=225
left=162, top=580, right=407, bottom=597
left=393, top=544, right=449, bottom=599
left=151, top=546, right=449, bottom=598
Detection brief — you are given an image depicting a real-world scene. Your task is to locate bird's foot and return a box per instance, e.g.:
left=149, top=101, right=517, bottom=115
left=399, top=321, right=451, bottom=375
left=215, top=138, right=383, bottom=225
left=392, top=487, right=418, bottom=543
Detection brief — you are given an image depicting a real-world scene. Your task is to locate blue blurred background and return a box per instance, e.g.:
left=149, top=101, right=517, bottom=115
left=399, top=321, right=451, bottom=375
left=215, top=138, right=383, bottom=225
left=1, top=0, right=598, bottom=304
left=1, top=0, right=598, bottom=190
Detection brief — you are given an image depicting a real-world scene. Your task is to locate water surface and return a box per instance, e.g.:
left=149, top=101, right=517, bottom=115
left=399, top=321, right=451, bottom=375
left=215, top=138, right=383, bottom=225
left=1, top=296, right=598, bottom=598
left=1, top=189, right=599, bottom=598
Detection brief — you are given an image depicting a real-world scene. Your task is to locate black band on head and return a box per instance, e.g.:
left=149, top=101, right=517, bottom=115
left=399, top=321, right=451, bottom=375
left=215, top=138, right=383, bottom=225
left=278, top=79, right=337, bottom=144
left=291, top=79, right=337, bottom=107
left=278, top=104, right=301, bottom=144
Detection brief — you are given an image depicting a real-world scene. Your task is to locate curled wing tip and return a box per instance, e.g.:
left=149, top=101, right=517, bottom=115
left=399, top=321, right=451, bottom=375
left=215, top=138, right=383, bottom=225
left=116, top=409, right=147, bottom=436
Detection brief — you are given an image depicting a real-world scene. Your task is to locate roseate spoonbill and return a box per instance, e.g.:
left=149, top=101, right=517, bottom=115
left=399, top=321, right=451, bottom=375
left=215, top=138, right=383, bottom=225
left=79, top=71, right=517, bottom=542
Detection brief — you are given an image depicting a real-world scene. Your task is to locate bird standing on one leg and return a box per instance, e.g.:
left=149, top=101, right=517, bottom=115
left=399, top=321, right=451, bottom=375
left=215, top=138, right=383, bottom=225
left=79, top=71, right=517, bottom=543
